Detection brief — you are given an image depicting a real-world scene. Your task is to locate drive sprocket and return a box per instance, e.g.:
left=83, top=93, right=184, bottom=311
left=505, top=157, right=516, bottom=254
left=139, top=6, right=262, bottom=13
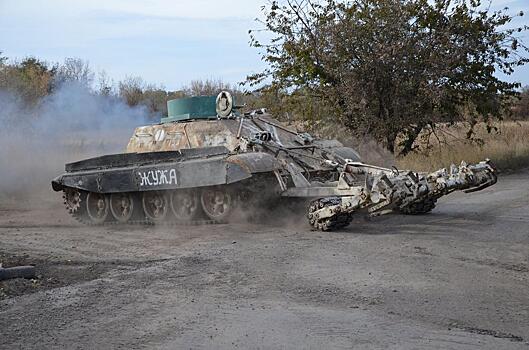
left=63, top=188, right=90, bottom=224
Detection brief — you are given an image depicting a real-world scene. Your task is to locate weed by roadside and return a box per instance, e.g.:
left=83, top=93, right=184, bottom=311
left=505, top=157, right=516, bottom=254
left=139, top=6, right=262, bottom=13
left=397, top=121, right=529, bottom=172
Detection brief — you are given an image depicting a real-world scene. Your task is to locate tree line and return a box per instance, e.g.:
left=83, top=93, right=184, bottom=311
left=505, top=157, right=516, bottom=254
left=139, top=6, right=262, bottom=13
left=0, top=55, right=241, bottom=120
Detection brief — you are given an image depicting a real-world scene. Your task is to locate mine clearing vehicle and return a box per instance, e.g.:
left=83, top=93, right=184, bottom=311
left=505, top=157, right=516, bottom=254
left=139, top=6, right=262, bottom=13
left=52, top=91, right=497, bottom=231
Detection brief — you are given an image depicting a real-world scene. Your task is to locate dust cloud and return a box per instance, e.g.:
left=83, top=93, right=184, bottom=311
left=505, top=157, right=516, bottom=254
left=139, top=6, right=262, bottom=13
left=0, top=82, right=148, bottom=203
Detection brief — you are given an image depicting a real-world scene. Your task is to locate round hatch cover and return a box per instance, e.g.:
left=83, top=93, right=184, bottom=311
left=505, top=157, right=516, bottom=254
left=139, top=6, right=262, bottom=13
left=216, top=91, right=233, bottom=118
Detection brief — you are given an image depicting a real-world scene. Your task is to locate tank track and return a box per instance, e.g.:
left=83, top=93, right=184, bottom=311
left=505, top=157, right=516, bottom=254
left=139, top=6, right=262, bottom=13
left=398, top=198, right=437, bottom=215
left=70, top=214, right=221, bottom=227
left=63, top=189, right=223, bottom=227
left=308, top=197, right=353, bottom=231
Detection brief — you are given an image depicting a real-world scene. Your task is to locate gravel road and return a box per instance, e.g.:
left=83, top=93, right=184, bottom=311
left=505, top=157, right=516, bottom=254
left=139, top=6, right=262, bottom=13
left=0, top=172, right=528, bottom=349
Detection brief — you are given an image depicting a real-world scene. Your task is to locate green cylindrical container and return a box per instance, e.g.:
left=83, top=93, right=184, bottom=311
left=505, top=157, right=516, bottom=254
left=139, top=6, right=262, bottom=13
left=162, top=96, right=217, bottom=123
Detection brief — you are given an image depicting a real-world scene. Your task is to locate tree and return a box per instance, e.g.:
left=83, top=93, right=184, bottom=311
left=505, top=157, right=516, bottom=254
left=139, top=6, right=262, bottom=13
left=184, top=78, right=236, bottom=96
left=249, top=0, right=529, bottom=155
left=97, top=70, right=114, bottom=96
left=0, top=57, right=55, bottom=107
left=0, top=51, right=7, bottom=86
left=118, top=76, right=147, bottom=107
left=118, top=76, right=187, bottom=118
left=55, top=58, right=94, bottom=87
left=512, top=86, right=529, bottom=120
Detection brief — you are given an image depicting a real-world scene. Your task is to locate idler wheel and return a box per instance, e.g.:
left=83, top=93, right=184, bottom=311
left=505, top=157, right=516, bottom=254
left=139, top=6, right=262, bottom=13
left=85, top=192, right=110, bottom=224
left=142, top=191, right=169, bottom=222
left=170, top=190, right=200, bottom=222
left=110, top=193, right=136, bottom=223
left=200, top=187, right=235, bottom=222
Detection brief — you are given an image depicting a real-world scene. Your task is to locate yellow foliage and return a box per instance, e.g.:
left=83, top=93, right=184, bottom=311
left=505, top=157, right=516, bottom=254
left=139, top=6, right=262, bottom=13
left=397, top=121, right=529, bottom=172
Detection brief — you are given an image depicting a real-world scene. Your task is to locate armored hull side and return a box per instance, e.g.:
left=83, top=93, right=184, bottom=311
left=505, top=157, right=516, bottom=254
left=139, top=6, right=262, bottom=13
left=52, top=147, right=283, bottom=194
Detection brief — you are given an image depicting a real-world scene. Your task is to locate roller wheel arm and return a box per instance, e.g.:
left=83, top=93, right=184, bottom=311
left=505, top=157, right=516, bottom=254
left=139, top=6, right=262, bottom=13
left=307, top=160, right=497, bottom=231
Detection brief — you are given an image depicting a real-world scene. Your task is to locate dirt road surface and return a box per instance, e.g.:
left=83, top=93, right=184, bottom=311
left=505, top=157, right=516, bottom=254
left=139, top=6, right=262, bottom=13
left=1, top=172, right=528, bottom=349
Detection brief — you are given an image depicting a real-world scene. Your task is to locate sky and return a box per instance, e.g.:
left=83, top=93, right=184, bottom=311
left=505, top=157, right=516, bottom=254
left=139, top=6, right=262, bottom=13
left=0, top=0, right=528, bottom=90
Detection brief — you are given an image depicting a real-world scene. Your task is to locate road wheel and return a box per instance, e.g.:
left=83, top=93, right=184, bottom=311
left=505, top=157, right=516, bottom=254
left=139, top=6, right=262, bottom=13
left=110, top=193, right=136, bottom=223
left=200, top=187, right=236, bottom=222
left=85, top=192, right=110, bottom=224
left=142, top=191, right=169, bottom=222
left=170, top=190, right=200, bottom=222
left=307, top=197, right=352, bottom=231
left=399, top=198, right=437, bottom=215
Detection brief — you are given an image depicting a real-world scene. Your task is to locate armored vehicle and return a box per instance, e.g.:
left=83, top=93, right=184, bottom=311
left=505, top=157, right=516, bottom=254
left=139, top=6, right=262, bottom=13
left=51, top=92, right=497, bottom=231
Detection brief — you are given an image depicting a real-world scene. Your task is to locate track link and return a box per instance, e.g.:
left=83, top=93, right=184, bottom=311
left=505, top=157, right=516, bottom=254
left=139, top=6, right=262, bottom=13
left=308, top=197, right=353, bottom=231
left=398, top=198, right=437, bottom=215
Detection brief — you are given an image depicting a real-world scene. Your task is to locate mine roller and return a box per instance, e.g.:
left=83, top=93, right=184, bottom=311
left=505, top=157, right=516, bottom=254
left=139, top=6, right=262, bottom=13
left=51, top=91, right=497, bottom=231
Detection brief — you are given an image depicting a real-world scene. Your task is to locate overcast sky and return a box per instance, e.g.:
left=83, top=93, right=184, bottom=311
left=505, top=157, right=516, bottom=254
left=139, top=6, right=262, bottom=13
left=0, top=0, right=528, bottom=90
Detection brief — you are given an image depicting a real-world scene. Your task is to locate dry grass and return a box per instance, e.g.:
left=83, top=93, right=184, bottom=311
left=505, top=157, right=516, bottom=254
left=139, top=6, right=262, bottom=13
left=397, top=121, right=529, bottom=172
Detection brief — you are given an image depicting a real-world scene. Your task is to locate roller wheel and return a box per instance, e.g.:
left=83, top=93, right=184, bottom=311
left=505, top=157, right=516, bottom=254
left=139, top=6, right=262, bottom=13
left=142, top=191, right=169, bottom=222
left=399, top=198, right=437, bottom=215
left=170, top=190, right=200, bottom=222
left=110, top=193, right=136, bottom=223
left=200, top=187, right=236, bottom=222
left=307, top=197, right=352, bottom=231
left=85, top=192, right=110, bottom=224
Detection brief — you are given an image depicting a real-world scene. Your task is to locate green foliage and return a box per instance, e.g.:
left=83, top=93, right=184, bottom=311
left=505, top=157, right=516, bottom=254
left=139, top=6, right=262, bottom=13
left=244, top=85, right=339, bottom=132
left=512, top=86, right=529, bottom=120
left=249, top=0, right=529, bottom=155
left=0, top=56, right=55, bottom=107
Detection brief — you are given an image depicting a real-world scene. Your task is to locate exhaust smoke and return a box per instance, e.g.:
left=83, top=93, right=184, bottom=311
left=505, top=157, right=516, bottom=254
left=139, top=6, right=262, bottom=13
left=0, top=82, right=148, bottom=202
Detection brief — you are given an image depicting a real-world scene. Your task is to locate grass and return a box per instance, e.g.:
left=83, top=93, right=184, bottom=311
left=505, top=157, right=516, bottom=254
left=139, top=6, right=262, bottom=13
left=397, top=121, right=529, bottom=172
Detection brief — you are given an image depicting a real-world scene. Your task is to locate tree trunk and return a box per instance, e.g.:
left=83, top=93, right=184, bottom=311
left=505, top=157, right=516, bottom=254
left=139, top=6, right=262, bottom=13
left=398, top=124, right=424, bottom=157
left=386, top=134, right=396, bottom=154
